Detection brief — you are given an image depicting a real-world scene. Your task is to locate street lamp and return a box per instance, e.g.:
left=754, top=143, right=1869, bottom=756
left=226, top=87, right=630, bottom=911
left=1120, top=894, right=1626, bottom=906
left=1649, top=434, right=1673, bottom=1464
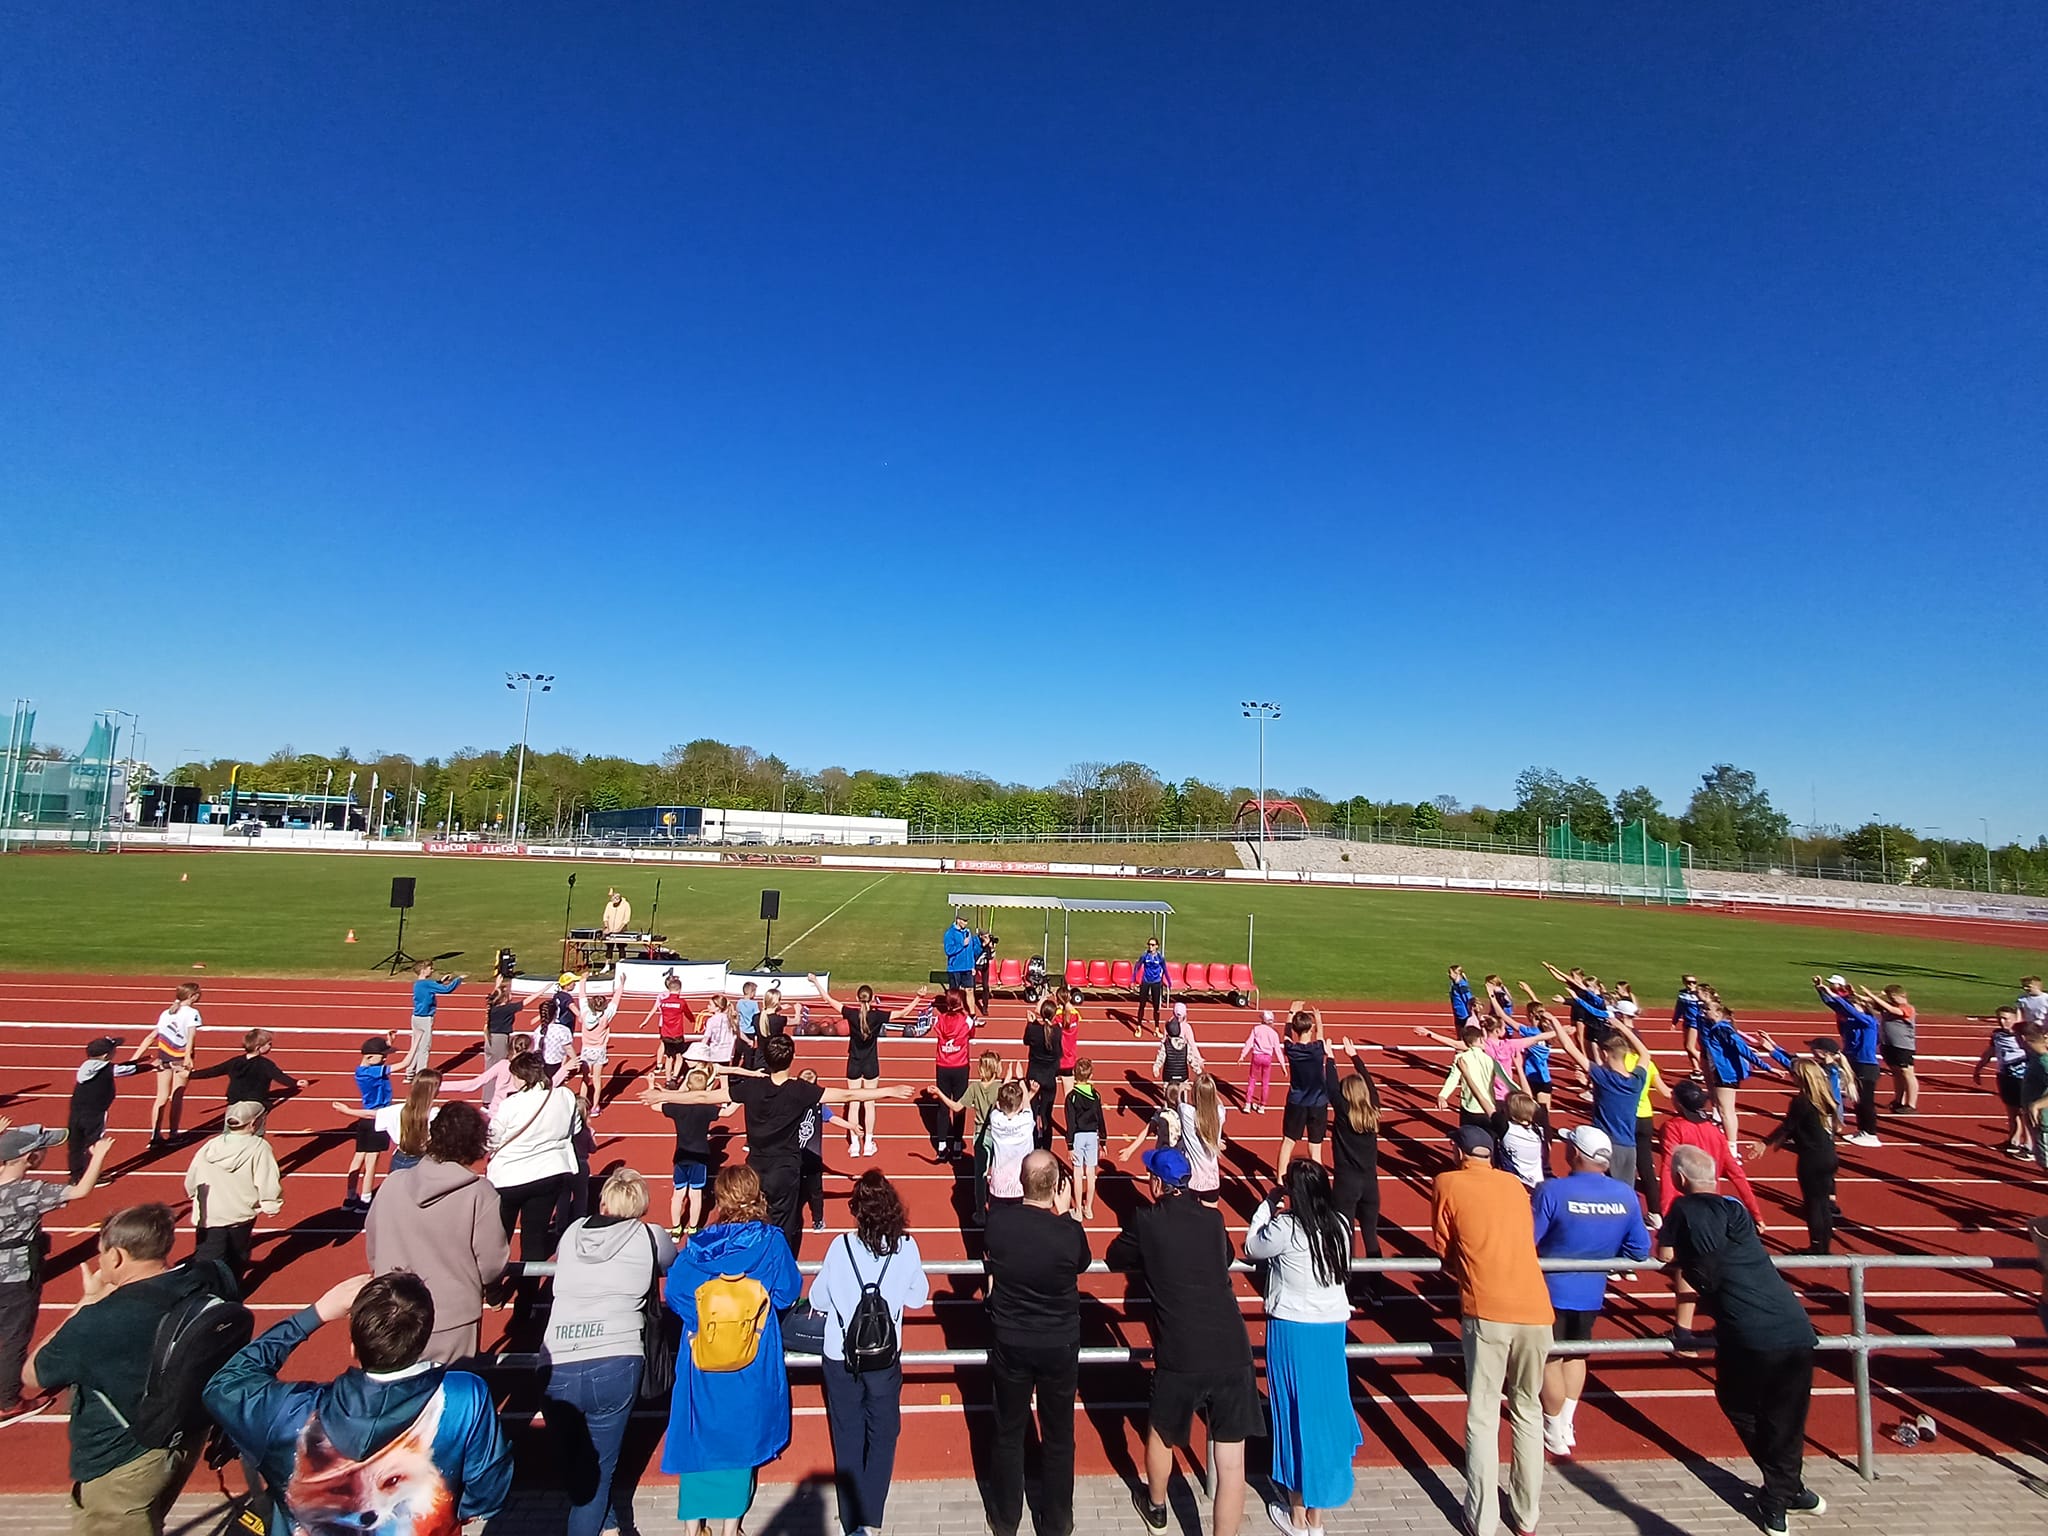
left=1873, top=814, right=1887, bottom=883
left=1240, top=702, right=1281, bottom=861
left=1981, top=816, right=1993, bottom=893
left=505, top=673, right=554, bottom=842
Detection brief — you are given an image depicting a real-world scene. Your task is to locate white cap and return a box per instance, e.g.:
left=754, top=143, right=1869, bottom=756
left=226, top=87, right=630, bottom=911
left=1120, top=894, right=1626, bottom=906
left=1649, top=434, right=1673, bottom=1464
left=1827, top=974, right=1848, bottom=989
left=1560, top=1125, right=1614, bottom=1164
left=1261, top=1010, right=1275, bottom=1024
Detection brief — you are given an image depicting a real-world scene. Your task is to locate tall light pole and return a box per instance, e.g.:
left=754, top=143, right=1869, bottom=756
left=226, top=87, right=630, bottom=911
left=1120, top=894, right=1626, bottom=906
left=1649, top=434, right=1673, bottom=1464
left=1240, top=701, right=1281, bottom=860
left=1874, top=814, right=1887, bottom=883
left=1981, top=816, right=1993, bottom=893
left=103, top=709, right=137, bottom=850
left=505, top=672, right=554, bottom=842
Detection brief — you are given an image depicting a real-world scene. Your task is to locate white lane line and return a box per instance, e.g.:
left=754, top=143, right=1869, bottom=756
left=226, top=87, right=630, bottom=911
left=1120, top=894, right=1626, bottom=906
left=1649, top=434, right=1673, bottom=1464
left=776, top=874, right=896, bottom=959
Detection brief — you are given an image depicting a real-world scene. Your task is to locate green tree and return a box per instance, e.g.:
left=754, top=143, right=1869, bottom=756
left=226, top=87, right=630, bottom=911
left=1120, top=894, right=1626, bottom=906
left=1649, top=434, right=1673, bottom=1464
left=1412, top=801, right=1443, bottom=833
left=1612, top=785, right=1681, bottom=845
left=1680, top=764, right=1791, bottom=862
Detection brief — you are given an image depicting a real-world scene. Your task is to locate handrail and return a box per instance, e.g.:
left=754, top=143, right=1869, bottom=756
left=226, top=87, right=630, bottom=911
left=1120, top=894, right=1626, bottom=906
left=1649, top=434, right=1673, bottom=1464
left=507, top=1250, right=2046, bottom=1481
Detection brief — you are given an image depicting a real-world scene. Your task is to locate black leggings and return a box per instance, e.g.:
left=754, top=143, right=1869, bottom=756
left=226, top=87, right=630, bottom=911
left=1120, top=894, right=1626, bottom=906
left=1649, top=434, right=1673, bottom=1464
left=498, top=1173, right=570, bottom=1261
left=927, top=1066, right=969, bottom=1152
left=1027, top=1070, right=1059, bottom=1150
left=1135, top=981, right=1165, bottom=1030
left=1333, top=1168, right=1382, bottom=1289
left=1797, top=1158, right=1838, bottom=1254
left=1852, top=1063, right=1881, bottom=1135
left=803, top=1156, right=826, bottom=1226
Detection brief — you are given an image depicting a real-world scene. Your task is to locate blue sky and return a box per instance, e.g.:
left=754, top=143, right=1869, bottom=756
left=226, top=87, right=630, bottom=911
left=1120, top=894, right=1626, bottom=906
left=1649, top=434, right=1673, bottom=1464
left=4, top=6, right=2043, bottom=837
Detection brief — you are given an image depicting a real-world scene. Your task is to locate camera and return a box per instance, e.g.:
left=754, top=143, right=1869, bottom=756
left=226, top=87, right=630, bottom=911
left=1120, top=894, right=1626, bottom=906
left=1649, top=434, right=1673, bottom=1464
left=496, top=947, right=519, bottom=980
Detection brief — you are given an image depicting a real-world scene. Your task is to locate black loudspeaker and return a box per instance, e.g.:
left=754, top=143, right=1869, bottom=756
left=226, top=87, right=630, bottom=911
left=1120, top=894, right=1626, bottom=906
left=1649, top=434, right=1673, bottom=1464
left=390, top=877, right=416, bottom=910
left=760, top=889, right=781, bottom=921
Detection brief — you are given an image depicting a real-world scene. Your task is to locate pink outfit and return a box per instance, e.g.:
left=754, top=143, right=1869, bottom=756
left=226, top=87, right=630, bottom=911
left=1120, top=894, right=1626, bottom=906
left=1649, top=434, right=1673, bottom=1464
left=1240, top=1023, right=1282, bottom=1109
left=1480, top=1033, right=1541, bottom=1102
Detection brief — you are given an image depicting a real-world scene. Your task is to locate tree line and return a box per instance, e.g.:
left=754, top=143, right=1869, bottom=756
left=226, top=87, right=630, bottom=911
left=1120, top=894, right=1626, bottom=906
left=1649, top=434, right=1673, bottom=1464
left=155, top=741, right=2047, bottom=894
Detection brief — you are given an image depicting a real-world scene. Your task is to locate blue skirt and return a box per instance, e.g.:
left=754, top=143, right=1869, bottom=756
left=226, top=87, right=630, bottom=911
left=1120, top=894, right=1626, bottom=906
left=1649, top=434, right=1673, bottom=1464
left=676, top=1466, right=756, bottom=1521
left=1265, top=1317, right=1361, bottom=1509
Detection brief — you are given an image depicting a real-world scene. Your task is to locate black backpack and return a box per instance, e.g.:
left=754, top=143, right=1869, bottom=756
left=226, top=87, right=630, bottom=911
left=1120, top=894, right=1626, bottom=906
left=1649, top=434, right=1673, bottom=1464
left=96, top=1266, right=254, bottom=1451
left=838, top=1239, right=898, bottom=1376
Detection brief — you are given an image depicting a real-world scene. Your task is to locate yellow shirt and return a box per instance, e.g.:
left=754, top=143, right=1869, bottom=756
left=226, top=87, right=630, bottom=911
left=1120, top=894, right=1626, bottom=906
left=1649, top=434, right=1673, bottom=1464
left=1624, top=1051, right=1662, bottom=1119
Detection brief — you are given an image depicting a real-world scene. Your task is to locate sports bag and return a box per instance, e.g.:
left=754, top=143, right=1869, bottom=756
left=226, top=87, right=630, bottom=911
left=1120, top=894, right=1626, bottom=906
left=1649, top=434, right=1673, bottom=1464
left=691, top=1273, right=771, bottom=1373
left=95, top=1265, right=253, bottom=1450
left=638, top=1226, right=679, bottom=1401
left=838, top=1239, right=898, bottom=1376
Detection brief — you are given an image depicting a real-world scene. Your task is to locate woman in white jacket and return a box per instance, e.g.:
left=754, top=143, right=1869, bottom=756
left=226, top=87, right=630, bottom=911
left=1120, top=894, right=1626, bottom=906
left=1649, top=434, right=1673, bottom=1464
left=1244, top=1159, right=1363, bottom=1536
left=487, top=1052, right=583, bottom=1290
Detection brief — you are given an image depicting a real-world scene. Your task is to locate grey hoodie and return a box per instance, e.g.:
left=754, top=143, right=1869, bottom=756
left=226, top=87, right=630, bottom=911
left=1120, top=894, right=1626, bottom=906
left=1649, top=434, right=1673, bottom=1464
left=365, top=1158, right=510, bottom=1330
left=544, top=1216, right=676, bottom=1365
left=183, top=1130, right=283, bottom=1227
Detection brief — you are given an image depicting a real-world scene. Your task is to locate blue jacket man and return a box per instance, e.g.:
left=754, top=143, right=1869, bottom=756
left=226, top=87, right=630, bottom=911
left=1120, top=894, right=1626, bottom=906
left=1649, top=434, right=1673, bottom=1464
left=204, top=1273, right=512, bottom=1536
left=943, top=919, right=977, bottom=983
left=1530, top=1125, right=1652, bottom=1455
left=1816, top=975, right=1884, bottom=1145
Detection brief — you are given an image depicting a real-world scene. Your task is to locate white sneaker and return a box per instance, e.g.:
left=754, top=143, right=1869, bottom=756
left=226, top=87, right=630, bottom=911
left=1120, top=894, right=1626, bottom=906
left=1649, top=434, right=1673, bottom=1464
left=1266, top=1503, right=1308, bottom=1536
left=864, top=1136, right=878, bottom=1156
left=1846, top=1133, right=1882, bottom=1147
left=849, top=1130, right=862, bottom=1154
left=1543, top=1414, right=1571, bottom=1456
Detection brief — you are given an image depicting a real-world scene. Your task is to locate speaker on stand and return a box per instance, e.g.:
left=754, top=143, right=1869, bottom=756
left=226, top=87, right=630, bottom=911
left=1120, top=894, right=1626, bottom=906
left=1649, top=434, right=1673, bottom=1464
left=373, top=876, right=420, bottom=975
left=758, top=889, right=781, bottom=972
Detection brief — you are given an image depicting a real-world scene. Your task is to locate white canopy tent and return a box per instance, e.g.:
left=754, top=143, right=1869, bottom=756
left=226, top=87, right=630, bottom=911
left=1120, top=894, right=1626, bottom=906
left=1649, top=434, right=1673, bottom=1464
left=947, top=892, right=1174, bottom=973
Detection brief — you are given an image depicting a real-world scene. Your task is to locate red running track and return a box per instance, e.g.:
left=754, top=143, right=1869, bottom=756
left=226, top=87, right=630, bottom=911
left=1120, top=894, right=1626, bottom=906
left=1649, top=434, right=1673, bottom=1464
left=0, top=973, right=2043, bottom=1491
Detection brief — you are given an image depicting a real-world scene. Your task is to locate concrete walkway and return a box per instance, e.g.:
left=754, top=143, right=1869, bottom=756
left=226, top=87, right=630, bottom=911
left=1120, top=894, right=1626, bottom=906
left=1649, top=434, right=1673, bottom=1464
left=22, top=1451, right=2048, bottom=1536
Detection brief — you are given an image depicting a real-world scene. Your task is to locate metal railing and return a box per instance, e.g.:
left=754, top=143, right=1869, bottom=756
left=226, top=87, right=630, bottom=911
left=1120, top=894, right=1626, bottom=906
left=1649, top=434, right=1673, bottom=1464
left=514, top=1249, right=2047, bottom=1482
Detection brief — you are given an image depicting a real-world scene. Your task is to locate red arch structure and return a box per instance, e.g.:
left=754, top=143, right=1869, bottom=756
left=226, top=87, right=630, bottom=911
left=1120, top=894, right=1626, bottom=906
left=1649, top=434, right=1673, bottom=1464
left=1234, top=798, right=1311, bottom=836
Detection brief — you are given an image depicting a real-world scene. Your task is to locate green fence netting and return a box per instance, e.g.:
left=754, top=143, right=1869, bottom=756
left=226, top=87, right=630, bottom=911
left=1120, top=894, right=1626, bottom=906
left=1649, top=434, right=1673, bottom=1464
left=1544, top=818, right=1689, bottom=905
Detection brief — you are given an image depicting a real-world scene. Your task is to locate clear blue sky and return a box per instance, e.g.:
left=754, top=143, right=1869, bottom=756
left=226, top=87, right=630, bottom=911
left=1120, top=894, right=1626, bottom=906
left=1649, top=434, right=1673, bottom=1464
left=5, top=5, right=2043, bottom=837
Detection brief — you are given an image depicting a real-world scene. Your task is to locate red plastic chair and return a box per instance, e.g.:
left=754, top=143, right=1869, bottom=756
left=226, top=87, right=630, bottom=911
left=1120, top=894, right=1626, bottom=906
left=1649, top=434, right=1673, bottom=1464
left=1229, top=964, right=1255, bottom=992
left=1065, top=959, right=1087, bottom=988
left=998, top=958, right=1023, bottom=988
left=1181, top=963, right=1210, bottom=991
left=1087, top=960, right=1112, bottom=989
left=1111, top=960, right=1134, bottom=989
left=1164, top=962, right=1186, bottom=989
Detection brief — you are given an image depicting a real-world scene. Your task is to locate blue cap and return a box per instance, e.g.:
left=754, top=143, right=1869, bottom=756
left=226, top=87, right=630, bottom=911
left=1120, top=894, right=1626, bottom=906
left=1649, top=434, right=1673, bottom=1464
left=1142, top=1146, right=1192, bottom=1187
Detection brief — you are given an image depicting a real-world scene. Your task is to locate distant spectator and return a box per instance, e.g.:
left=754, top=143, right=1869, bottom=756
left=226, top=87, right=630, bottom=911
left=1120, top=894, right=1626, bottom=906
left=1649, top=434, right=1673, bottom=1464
left=1134, top=937, right=1171, bottom=1035
left=404, top=958, right=463, bottom=1082
left=942, top=918, right=977, bottom=1004
left=807, top=1170, right=931, bottom=1536
left=1814, top=975, right=1882, bottom=1145
left=0, top=1125, right=114, bottom=1419
left=661, top=1166, right=802, bottom=1536
left=1529, top=1127, right=1651, bottom=1458
left=26, top=1204, right=234, bottom=1534
left=366, top=1101, right=511, bottom=1364
left=1660, top=1144, right=1824, bottom=1536
left=1430, top=1125, right=1554, bottom=1536
left=188, top=1029, right=307, bottom=1116
left=182, top=1101, right=283, bottom=1285
left=204, top=1271, right=513, bottom=1536
left=66, top=1037, right=145, bottom=1182
left=983, top=1150, right=1090, bottom=1536
left=544, top=1168, right=678, bottom=1536
left=1109, top=1146, right=1261, bottom=1536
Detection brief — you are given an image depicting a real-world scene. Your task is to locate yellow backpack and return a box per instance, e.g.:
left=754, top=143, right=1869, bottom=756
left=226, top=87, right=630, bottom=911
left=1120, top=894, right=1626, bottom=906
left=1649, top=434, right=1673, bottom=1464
left=691, top=1273, right=772, bottom=1372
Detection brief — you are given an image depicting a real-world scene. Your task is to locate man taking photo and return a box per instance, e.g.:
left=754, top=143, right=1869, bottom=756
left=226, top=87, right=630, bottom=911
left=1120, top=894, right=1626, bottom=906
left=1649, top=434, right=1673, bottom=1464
left=1108, top=1146, right=1261, bottom=1536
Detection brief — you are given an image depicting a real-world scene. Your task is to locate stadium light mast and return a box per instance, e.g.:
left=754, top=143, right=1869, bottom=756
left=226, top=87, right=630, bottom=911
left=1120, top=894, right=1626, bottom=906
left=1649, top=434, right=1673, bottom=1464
left=505, top=673, right=554, bottom=842
left=1981, top=816, right=1993, bottom=893
left=1241, top=702, right=1281, bottom=857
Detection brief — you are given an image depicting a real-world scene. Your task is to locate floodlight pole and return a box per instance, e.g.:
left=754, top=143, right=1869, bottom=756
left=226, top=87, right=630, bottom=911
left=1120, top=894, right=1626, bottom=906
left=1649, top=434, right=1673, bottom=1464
left=1241, top=702, right=1281, bottom=863
left=1981, top=817, right=1992, bottom=893
left=506, top=672, right=554, bottom=843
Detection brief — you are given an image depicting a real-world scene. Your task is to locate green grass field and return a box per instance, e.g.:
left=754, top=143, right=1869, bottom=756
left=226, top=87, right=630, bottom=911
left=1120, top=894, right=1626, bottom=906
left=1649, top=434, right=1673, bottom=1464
left=1, top=851, right=2041, bottom=1012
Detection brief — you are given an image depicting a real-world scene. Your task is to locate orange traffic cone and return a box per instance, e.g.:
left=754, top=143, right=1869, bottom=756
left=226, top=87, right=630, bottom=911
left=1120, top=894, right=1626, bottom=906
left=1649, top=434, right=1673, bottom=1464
left=345, top=929, right=357, bottom=944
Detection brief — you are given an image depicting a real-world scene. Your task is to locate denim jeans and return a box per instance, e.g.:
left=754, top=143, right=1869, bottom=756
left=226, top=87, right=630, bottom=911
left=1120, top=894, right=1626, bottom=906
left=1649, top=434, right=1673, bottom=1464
left=544, top=1354, right=642, bottom=1536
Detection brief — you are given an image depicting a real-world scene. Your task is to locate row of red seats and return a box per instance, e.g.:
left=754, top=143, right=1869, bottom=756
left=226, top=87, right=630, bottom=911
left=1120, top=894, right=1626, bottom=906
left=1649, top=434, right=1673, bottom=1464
left=1062, top=958, right=1257, bottom=994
